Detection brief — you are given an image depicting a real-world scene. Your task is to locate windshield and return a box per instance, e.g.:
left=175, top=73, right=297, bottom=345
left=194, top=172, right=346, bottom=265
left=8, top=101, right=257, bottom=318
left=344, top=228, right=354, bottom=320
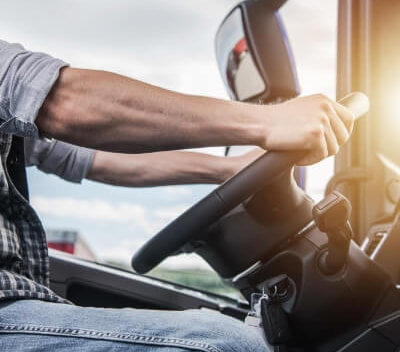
left=1, top=0, right=337, bottom=298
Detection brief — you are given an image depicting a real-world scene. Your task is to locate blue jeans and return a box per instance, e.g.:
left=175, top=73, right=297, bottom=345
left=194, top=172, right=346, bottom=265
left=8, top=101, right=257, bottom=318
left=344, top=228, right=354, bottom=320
left=0, top=300, right=267, bottom=351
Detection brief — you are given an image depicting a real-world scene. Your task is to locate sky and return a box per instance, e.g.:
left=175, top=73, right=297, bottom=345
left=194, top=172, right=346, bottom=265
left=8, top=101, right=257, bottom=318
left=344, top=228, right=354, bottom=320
left=0, top=0, right=338, bottom=270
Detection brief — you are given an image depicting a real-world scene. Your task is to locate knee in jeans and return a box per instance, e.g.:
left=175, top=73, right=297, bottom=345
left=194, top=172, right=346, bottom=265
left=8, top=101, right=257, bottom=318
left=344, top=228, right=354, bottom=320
left=185, top=310, right=267, bottom=352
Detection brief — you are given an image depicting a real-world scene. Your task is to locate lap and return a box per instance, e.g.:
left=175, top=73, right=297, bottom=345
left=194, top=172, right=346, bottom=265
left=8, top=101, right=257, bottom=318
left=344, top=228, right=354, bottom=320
left=0, top=300, right=267, bottom=352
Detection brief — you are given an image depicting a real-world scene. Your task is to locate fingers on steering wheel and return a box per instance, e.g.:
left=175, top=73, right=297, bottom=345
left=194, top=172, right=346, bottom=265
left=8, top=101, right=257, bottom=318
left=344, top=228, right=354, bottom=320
left=298, top=128, right=329, bottom=166
left=324, top=128, right=339, bottom=156
left=319, top=111, right=339, bottom=157
left=332, top=100, right=356, bottom=135
left=327, top=105, right=349, bottom=146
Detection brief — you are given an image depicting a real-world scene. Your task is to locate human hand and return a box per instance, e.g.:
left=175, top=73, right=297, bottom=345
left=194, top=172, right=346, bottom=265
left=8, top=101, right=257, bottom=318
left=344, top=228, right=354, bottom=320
left=258, top=94, right=355, bottom=165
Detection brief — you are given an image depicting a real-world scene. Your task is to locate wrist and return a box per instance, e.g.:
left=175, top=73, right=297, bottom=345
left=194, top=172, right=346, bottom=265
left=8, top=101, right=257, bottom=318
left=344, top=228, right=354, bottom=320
left=236, top=102, right=269, bottom=149
left=208, top=155, right=235, bottom=184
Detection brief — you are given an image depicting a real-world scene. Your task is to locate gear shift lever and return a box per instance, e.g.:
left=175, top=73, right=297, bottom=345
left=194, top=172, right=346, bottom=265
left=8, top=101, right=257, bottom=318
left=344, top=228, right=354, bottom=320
left=313, top=191, right=353, bottom=274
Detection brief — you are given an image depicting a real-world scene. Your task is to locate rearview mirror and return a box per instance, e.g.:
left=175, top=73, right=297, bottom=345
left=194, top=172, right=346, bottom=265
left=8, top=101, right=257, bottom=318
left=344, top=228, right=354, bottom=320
left=215, top=0, right=300, bottom=104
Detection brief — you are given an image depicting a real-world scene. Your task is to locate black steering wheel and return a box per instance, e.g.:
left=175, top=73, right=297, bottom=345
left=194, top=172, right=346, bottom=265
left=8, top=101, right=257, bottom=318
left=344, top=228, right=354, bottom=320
left=131, top=92, right=369, bottom=274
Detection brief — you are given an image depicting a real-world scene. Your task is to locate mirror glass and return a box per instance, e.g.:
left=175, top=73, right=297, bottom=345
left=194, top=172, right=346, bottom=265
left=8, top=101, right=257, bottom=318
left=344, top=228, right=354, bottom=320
left=215, top=8, right=266, bottom=101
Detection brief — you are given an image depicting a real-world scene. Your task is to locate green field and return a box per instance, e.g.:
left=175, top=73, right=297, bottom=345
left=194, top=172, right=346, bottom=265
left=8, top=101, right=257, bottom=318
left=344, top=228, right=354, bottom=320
left=104, top=260, right=241, bottom=299
left=149, top=267, right=241, bottom=298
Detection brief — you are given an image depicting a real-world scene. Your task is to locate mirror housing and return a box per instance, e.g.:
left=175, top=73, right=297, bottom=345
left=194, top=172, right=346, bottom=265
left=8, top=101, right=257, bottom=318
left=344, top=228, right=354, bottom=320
left=215, top=0, right=300, bottom=104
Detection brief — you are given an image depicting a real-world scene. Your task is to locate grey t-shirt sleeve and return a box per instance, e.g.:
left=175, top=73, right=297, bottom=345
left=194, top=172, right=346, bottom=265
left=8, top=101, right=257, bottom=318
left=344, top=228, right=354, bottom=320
left=0, top=39, right=68, bottom=137
left=24, top=138, right=95, bottom=183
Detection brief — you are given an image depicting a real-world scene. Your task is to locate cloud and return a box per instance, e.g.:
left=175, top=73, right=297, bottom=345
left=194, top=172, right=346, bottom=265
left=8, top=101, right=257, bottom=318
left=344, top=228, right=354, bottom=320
left=98, top=237, right=211, bottom=270
left=163, top=186, right=192, bottom=196
left=161, top=186, right=195, bottom=202
left=32, top=195, right=213, bottom=269
left=160, top=254, right=212, bottom=270
left=32, top=196, right=146, bottom=222
left=154, top=205, right=189, bottom=222
left=98, top=238, right=148, bottom=264
left=0, top=0, right=234, bottom=64
left=0, top=0, right=337, bottom=101
left=32, top=196, right=189, bottom=236
left=32, top=195, right=208, bottom=269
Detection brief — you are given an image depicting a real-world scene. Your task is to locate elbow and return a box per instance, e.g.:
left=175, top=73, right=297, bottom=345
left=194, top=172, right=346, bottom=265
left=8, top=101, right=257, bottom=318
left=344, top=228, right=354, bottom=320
left=36, top=98, right=71, bottom=141
left=36, top=67, right=82, bottom=141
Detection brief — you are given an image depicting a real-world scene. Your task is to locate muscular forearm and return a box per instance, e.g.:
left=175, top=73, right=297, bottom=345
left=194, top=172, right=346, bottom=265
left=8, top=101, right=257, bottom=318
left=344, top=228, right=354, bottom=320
left=36, top=67, right=355, bottom=166
left=37, top=68, right=263, bottom=154
left=87, top=150, right=242, bottom=187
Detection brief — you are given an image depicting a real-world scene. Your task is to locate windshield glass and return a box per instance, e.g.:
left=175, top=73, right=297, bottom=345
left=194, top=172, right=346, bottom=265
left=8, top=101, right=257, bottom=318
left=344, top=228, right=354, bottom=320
left=2, top=0, right=337, bottom=298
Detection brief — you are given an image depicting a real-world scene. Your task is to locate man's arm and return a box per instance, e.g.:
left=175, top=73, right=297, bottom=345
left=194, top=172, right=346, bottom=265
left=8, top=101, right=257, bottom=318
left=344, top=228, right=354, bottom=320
left=25, top=136, right=262, bottom=186
left=87, top=149, right=263, bottom=187
left=36, top=67, right=355, bottom=166
left=0, top=41, right=354, bottom=166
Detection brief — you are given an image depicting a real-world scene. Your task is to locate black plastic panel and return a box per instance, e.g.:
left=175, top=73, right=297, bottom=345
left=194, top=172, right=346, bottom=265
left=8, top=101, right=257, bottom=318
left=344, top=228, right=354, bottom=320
left=49, top=250, right=248, bottom=320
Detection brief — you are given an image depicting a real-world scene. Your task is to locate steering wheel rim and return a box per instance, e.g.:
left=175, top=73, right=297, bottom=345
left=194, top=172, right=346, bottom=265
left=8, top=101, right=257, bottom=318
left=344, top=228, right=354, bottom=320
left=131, top=92, right=369, bottom=274
left=131, top=150, right=303, bottom=273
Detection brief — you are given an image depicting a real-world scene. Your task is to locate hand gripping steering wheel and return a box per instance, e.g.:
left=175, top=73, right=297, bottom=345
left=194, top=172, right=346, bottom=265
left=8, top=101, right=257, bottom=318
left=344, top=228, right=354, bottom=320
left=131, top=92, right=370, bottom=274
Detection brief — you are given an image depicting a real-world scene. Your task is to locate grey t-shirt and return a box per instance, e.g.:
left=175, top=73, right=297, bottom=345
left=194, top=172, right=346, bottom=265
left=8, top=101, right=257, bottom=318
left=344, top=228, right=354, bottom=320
left=25, top=138, right=95, bottom=183
left=0, top=39, right=95, bottom=182
left=0, top=40, right=66, bottom=137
